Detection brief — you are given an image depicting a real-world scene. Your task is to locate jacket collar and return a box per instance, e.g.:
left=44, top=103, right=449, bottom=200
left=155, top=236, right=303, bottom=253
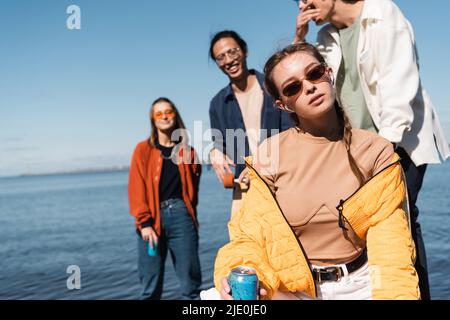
left=324, top=0, right=384, bottom=40
left=360, top=0, right=384, bottom=22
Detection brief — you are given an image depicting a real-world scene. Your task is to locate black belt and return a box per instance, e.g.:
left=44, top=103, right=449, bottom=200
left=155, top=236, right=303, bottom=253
left=312, top=249, right=368, bottom=283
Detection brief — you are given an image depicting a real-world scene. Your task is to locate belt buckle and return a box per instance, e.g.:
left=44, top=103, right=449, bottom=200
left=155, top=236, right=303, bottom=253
left=319, top=267, right=343, bottom=283
left=325, top=267, right=343, bottom=282
left=161, top=200, right=170, bottom=208
left=315, top=267, right=343, bottom=283
left=314, top=269, right=323, bottom=284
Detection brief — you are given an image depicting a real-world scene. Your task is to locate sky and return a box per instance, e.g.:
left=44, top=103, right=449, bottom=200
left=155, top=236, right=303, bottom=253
left=1, top=0, right=450, bottom=176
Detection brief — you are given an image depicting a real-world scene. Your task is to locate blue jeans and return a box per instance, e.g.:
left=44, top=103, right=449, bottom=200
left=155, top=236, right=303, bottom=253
left=137, top=198, right=202, bottom=300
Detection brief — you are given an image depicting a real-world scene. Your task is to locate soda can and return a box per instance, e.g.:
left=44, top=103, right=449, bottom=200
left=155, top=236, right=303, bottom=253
left=228, top=266, right=259, bottom=300
left=147, top=238, right=158, bottom=257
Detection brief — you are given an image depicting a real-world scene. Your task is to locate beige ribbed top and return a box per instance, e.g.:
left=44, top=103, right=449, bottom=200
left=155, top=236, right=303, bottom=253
left=254, top=127, right=394, bottom=266
left=235, top=79, right=264, bottom=156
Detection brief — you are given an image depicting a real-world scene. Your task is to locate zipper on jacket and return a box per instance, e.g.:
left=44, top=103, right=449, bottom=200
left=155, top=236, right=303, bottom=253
left=336, top=159, right=401, bottom=230
left=337, top=199, right=348, bottom=230
left=245, top=161, right=318, bottom=298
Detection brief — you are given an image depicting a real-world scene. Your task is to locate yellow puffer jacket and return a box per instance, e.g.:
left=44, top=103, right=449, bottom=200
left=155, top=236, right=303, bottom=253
left=214, top=154, right=420, bottom=300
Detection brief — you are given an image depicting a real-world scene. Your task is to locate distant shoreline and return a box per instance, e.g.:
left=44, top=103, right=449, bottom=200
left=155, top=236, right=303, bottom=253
left=17, top=166, right=131, bottom=178
left=1, top=164, right=215, bottom=179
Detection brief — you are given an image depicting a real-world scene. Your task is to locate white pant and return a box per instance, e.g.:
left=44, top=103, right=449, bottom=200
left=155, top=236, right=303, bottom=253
left=200, top=262, right=372, bottom=301
left=273, top=262, right=372, bottom=300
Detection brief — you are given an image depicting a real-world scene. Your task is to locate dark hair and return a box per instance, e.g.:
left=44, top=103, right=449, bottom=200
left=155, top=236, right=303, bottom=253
left=209, top=30, right=248, bottom=60
left=149, top=97, right=187, bottom=146
left=263, top=43, right=365, bottom=187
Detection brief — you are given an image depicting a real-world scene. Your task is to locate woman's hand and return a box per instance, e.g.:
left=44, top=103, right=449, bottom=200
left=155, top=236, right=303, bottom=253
left=141, top=227, right=158, bottom=248
left=210, top=148, right=235, bottom=183
left=220, top=277, right=268, bottom=300
left=220, top=277, right=233, bottom=300
left=237, top=168, right=250, bottom=188
left=293, top=2, right=321, bottom=44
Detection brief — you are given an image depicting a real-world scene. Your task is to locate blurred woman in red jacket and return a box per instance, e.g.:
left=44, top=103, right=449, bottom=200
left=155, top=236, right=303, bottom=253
left=128, top=97, right=202, bottom=300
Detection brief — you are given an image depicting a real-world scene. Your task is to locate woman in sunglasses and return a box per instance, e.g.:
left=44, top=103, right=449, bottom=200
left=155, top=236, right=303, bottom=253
left=213, top=43, right=419, bottom=300
left=128, top=97, right=202, bottom=300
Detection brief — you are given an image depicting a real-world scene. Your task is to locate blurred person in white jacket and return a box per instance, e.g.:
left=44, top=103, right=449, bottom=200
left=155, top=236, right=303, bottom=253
left=293, top=0, right=450, bottom=300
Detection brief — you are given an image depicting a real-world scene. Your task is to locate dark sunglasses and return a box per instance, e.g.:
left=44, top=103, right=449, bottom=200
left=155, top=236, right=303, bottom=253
left=281, top=64, right=330, bottom=98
